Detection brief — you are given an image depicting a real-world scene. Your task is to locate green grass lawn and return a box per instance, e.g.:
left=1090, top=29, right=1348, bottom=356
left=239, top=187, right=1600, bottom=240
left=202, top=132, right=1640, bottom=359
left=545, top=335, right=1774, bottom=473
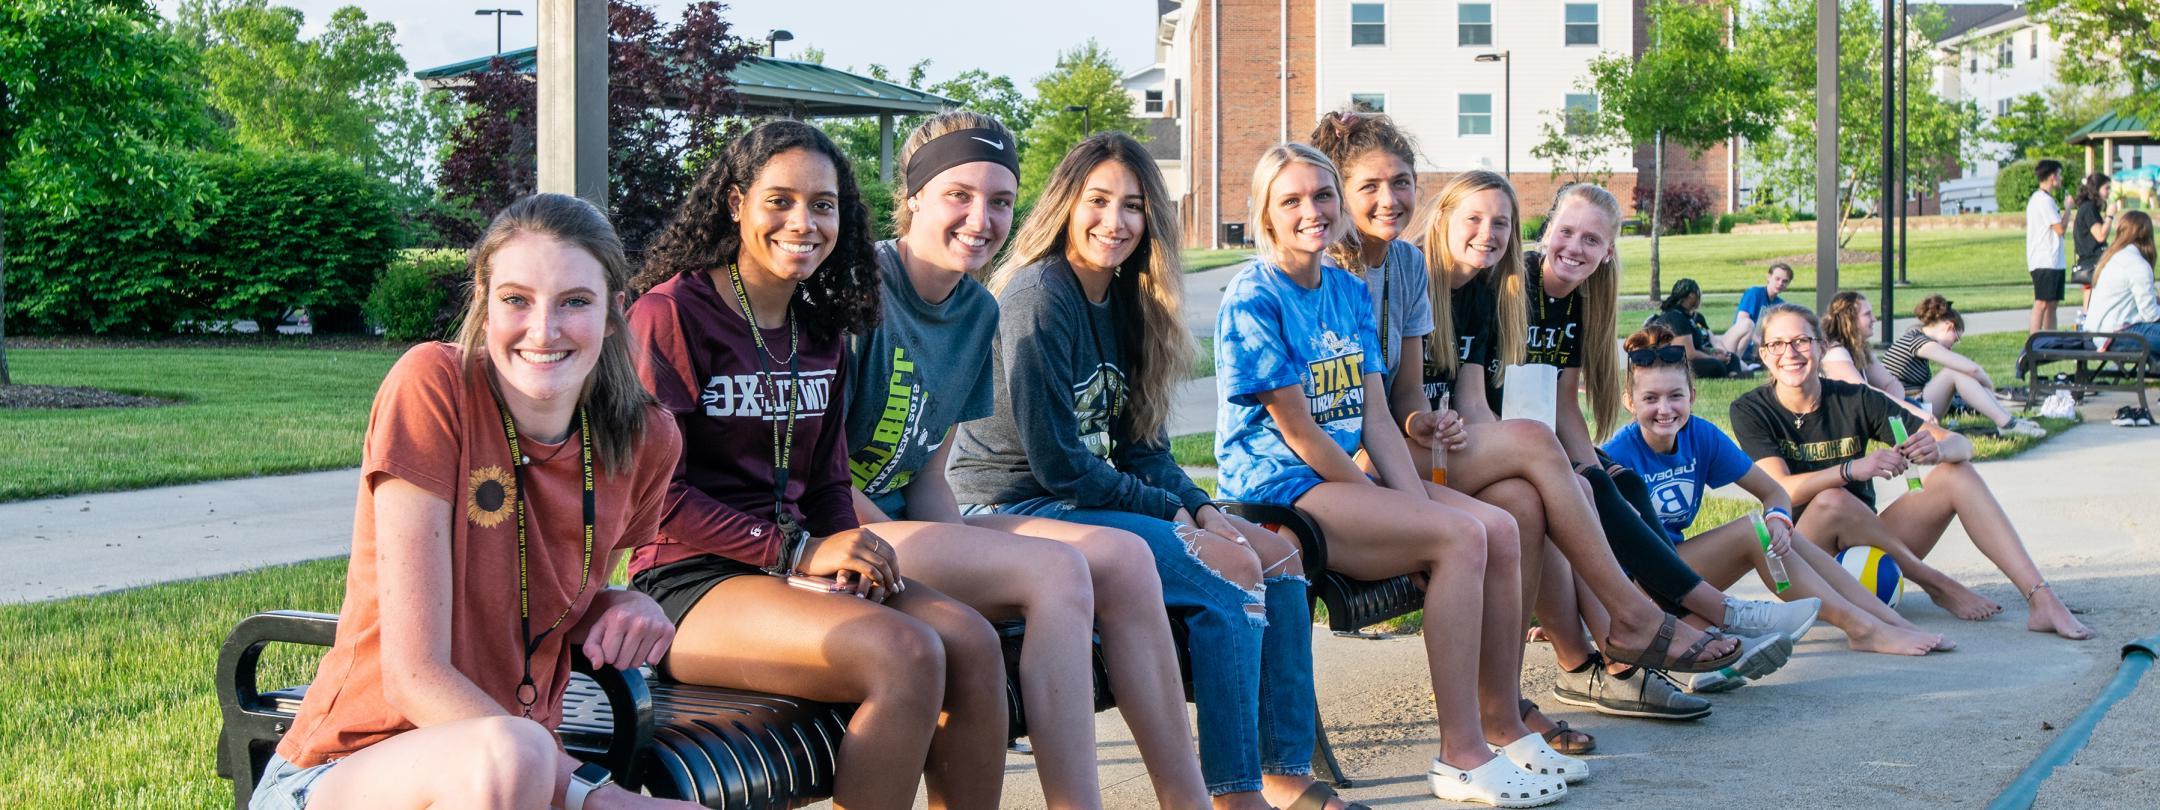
left=1, top=348, right=401, bottom=502
left=1615, top=228, right=2031, bottom=296
left=1180, top=248, right=1254, bottom=273
left=0, top=559, right=348, bottom=808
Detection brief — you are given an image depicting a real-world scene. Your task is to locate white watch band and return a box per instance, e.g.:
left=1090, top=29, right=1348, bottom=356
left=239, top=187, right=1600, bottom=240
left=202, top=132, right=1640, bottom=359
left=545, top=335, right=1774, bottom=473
left=565, top=777, right=600, bottom=810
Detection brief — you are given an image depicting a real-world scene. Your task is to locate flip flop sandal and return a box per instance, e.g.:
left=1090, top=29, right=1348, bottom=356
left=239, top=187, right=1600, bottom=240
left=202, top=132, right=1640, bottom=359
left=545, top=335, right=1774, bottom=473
left=1283, top=781, right=1373, bottom=810
left=1518, top=698, right=1596, bottom=755
left=1428, top=755, right=1566, bottom=808
left=1602, top=613, right=1742, bottom=674
left=1490, top=732, right=1589, bottom=784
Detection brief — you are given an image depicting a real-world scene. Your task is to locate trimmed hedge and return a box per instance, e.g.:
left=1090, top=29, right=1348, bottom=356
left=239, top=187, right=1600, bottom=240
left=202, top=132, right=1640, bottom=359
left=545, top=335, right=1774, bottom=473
left=4, top=149, right=401, bottom=335
left=1996, top=158, right=2043, bottom=215
left=365, top=249, right=470, bottom=341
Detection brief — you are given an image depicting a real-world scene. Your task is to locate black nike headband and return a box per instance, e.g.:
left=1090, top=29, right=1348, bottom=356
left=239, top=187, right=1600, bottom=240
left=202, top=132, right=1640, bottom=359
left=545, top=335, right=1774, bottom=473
left=904, top=128, right=1021, bottom=194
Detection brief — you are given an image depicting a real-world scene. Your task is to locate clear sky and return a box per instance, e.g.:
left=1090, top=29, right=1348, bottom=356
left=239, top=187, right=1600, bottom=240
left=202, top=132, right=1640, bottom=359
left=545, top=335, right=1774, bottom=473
left=154, top=0, right=1163, bottom=93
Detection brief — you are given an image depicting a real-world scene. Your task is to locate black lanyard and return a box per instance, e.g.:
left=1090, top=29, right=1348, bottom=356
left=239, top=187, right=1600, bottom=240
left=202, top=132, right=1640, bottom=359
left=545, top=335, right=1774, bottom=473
left=725, top=265, right=803, bottom=537
left=494, top=400, right=594, bottom=717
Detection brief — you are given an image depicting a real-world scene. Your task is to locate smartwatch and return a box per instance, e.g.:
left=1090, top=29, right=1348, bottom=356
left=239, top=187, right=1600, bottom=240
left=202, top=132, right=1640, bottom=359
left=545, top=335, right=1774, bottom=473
left=566, top=762, right=613, bottom=810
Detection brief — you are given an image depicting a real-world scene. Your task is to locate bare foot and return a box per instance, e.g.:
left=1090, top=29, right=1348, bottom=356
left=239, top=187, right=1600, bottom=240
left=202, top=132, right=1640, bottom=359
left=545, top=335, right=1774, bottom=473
left=1847, top=622, right=1940, bottom=656
left=1916, top=578, right=2004, bottom=620
left=1605, top=612, right=1740, bottom=668
left=2026, top=589, right=2095, bottom=640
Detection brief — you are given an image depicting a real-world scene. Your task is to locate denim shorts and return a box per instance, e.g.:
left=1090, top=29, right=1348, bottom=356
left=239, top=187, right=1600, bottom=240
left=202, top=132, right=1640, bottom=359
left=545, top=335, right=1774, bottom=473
left=251, top=753, right=336, bottom=810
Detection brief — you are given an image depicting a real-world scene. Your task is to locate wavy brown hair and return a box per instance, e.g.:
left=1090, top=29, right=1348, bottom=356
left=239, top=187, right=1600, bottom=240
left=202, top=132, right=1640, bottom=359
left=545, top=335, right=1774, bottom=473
left=1417, top=170, right=1528, bottom=381
left=2096, top=211, right=2156, bottom=289
left=633, top=120, right=880, bottom=341
left=1824, top=291, right=1875, bottom=368
left=1543, top=183, right=1626, bottom=441
left=891, top=109, right=1014, bottom=235
left=455, top=193, right=651, bottom=474
left=1913, top=294, right=1963, bottom=331
left=989, top=133, right=1190, bottom=445
left=1306, top=108, right=1419, bottom=271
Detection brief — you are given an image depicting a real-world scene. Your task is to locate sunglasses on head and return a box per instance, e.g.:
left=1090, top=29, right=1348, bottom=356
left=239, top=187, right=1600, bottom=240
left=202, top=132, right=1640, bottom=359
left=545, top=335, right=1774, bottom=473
left=1627, top=345, right=1687, bottom=366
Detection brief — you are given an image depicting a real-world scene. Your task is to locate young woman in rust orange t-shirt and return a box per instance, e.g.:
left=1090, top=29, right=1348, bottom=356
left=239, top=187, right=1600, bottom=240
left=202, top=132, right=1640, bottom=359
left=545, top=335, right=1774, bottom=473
left=260, top=194, right=695, bottom=810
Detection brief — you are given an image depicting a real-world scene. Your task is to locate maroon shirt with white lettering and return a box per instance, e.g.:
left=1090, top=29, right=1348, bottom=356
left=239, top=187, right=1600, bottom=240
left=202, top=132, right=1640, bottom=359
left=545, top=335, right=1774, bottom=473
left=626, top=269, right=857, bottom=573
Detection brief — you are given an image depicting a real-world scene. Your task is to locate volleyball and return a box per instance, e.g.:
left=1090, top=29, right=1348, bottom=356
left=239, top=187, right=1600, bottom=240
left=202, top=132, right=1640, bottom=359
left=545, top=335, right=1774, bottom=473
left=1836, top=546, right=1905, bottom=608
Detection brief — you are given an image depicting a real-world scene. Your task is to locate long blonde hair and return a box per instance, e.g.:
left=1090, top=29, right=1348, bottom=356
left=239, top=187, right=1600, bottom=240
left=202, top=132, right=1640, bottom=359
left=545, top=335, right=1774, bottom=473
left=1248, top=142, right=1351, bottom=267
left=1544, top=183, right=1624, bottom=441
left=1824, top=291, right=1874, bottom=368
left=455, top=193, right=651, bottom=474
left=891, top=109, right=1015, bottom=235
left=1417, top=170, right=1528, bottom=380
left=989, top=133, right=1190, bottom=445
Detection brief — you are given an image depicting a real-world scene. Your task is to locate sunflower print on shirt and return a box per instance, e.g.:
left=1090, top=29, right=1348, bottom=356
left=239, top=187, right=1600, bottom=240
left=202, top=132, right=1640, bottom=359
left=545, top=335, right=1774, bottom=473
left=467, top=465, right=517, bottom=528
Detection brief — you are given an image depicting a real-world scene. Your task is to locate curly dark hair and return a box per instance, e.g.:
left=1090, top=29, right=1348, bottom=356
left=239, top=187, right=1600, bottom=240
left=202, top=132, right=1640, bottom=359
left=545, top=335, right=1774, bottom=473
left=633, top=120, right=881, bottom=341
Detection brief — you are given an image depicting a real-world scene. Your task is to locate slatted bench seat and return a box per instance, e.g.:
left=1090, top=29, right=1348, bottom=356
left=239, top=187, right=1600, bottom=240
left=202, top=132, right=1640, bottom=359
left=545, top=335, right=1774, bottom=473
left=2017, top=330, right=2152, bottom=412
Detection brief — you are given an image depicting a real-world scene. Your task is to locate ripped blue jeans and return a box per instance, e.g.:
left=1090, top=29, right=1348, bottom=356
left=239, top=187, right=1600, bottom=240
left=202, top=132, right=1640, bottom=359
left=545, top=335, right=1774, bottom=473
left=963, top=497, right=1316, bottom=795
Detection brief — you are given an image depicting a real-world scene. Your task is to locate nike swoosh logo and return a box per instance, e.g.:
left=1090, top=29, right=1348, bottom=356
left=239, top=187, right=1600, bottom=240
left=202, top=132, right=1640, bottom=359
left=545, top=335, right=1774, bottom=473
left=971, top=136, right=1005, bottom=150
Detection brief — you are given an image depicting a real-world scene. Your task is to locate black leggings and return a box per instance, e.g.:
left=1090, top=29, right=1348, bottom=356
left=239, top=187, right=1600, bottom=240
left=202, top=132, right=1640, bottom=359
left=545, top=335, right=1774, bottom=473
left=1576, top=463, right=1706, bottom=618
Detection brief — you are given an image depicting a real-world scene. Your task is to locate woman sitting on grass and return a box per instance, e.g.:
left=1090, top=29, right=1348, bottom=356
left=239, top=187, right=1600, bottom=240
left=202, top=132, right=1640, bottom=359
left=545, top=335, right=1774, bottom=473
left=1877, top=295, right=2047, bottom=439
left=257, top=193, right=696, bottom=810
left=1602, top=325, right=1949, bottom=667
left=1730, top=303, right=2093, bottom=641
left=627, top=120, right=1009, bottom=807
left=1653, top=278, right=1744, bottom=379
left=844, top=111, right=1211, bottom=805
left=1819, top=291, right=1934, bottom=423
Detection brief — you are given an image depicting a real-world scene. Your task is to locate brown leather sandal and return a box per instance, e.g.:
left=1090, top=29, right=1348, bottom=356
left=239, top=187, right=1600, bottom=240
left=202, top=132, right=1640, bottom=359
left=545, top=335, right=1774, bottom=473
left=1519, top=698, right=1595, bottom=755
left=1284, top=781, right=1372, bottom=810
left=1601, top=614, right=1741, bottom=674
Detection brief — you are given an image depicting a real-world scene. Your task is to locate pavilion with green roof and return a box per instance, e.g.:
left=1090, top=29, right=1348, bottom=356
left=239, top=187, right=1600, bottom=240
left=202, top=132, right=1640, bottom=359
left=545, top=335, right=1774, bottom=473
left=2067, top=110, right=2152, bottom=179
left=416, top=50, right=955, bottom=181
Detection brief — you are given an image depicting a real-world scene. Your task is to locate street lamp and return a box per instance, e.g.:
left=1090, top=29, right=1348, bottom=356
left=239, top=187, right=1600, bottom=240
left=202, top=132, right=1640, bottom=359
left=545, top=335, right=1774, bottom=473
left=1475, top=51, right=1512, bottom=177
left=475, top=8, right=524, bottom=57
left=1066, top=104, right=1092, bottom=135
left=766, top=29, right=793, bottom=58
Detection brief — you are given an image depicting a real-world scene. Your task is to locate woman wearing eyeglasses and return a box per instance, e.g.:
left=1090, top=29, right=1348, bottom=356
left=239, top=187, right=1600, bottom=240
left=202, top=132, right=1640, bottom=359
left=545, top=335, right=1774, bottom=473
left=1729, top=304, right=2092, bottom=641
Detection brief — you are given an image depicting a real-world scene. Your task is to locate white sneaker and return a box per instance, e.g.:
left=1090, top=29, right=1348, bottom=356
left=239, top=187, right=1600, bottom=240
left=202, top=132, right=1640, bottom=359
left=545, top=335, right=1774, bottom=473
left=1723, top=596, right=1822, bottom=644
left=1999, top=418, right=2048, bottom=439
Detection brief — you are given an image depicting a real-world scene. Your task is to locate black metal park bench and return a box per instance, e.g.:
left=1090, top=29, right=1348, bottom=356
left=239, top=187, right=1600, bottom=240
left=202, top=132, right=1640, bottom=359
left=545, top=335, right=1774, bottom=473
left=215, top=503, right=1424, bottom=808
left=2017, top=330, right=2153, bottom=413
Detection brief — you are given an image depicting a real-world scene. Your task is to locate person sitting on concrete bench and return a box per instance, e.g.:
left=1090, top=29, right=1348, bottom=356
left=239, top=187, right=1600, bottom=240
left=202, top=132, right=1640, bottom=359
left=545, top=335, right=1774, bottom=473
left=253, top=193, right=697, bottom=810
left=627, top=121, right=1008, bottom=808
left=1730, top=304, right=2093, bottom=642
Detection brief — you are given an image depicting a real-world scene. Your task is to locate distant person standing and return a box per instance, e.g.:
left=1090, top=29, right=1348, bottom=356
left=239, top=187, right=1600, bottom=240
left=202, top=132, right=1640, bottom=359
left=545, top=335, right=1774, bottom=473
left=2071, top=173, right=2117, bottom=286
left=2027, top=159, right=2069, bottom=335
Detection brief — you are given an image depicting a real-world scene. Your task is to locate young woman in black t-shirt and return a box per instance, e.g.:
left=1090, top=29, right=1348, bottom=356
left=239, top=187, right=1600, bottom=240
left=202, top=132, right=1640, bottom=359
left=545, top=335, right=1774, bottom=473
left=1730, top=304, right=2092, bottom=641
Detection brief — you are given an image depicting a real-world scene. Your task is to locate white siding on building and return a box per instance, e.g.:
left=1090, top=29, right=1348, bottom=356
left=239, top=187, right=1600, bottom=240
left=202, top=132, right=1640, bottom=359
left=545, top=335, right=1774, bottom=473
left=1314, top=0, right=1635, bottom=174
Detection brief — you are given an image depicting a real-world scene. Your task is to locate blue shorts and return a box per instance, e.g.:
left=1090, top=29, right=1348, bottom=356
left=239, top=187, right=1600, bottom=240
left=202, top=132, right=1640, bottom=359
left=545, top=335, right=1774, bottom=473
left=1229, top=474, right=1325, bottom=508
left=250, top=753, right=336, bottom=810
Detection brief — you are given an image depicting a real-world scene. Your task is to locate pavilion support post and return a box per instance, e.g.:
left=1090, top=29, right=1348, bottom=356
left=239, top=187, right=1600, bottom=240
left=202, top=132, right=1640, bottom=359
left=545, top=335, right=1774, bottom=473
left=879, top=112, right=895, bottom=184
left=2085, top=144, right=2096, bottom=179
left=538, top=0, right=608, bottom=209
left=2104, top=138, right=2117, bottom=175
left=1815, top=0, right=1839, bottom=315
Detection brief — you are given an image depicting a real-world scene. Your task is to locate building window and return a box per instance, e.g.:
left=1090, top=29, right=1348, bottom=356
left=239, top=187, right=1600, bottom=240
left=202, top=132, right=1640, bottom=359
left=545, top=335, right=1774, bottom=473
left=2030, top=29, right=2039, bottom=59
left=1351, top=93, right=1386, bottom=113
left=1998, top=98, right=2011, bottom=117
left=1969, top=54, right=1979, bottom=73
left=1351, top=3, right=1386, bottom=46
left=1459, top=4, right=1492, bottom=46
left=1460, top=94, right=1493, bottom=135
left=1564, top=4, right=1599, bottom=46
left=1998, top=37, right=2013, bottom=68
left=1564, top=94, right=1598, bottom=134
left=1144, top=89, right=1164, bottom=114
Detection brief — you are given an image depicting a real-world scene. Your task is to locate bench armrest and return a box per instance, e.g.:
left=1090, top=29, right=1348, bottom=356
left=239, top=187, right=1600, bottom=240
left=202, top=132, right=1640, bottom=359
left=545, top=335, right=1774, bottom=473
left=1214, top=501, right=1328, bottom=574
left=568, top=649, right=653, bottom=784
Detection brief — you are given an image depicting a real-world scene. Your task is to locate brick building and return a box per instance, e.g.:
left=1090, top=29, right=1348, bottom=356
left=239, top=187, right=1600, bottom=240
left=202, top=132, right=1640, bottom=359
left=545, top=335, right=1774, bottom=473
left=1137, top=0, right=1737, bottom=248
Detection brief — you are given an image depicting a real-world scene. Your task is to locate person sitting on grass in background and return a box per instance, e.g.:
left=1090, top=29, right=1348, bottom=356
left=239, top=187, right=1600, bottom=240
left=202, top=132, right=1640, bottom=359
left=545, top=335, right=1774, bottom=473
left=842, top=111, right=1216, bottom=806
left=1716, top=261, right=1792, bottom=359
left=950, top=133, right=1337, bottom=810
left=1877, top=295, right=2047, bottom=439
left=1820, top=291, right=1935, bottom=423
left=627, top=120, right=1010, bottom=808
left=255, top=193, right=698, bottom=810
left=1730, top=303, right=2093, bottom=641
left=1654, top=278, right=1745, bottom=379
left=1603, top=325, right=1949, bottom=677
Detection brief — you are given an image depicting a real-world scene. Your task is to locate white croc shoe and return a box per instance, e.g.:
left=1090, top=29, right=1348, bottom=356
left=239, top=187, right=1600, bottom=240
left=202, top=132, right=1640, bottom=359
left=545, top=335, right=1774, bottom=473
left=1490, top=732, right=1589, bottom=784
left=1429, top=755, right=1567, bottom=807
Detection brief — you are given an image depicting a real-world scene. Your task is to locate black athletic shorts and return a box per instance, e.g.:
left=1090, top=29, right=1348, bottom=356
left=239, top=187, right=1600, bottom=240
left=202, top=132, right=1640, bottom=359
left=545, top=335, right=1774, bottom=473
left=631, top=553, right=768, bottom=628
left=2032, top=268, right=2066, bottom=302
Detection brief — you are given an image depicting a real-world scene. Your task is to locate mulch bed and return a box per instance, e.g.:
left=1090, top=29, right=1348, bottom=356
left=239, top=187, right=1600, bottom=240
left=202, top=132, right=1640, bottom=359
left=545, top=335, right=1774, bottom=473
left=1748, top=250, right=1882, bottom=268
left=0, top=384, right=178, bottom=410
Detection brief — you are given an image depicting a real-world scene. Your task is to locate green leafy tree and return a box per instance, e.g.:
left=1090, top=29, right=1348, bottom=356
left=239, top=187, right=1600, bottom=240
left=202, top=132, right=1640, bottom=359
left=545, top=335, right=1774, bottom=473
left=1019, top=40, right=1144, bottom=201
left=0, top=0, right=214, bottom=382
left=2027, top=0, right=2160, bottom=124
left=1589, top=0, right=1783, bottom=298
left=1529, top=96, right=1628, bottom=187
left=1985, top=93, right=2081, bottom=166
left=819, top=63, right=1040, bottom=237
left=1738, top=0, right=1981, bottom=250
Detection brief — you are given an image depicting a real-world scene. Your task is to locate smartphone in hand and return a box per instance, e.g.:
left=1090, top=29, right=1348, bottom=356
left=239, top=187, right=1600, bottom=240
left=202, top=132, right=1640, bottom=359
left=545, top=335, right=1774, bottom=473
left=787, top=574, right=860, bottom=596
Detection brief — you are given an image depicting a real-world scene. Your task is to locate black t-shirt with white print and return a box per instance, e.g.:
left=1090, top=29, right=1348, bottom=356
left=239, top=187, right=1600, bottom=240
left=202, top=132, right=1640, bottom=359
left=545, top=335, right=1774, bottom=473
left=1525, top=252, right=1584, bottom=369
left=1727, top=378, right=1929, bottom=511
left=1424, top=279, right=1498, bottom=409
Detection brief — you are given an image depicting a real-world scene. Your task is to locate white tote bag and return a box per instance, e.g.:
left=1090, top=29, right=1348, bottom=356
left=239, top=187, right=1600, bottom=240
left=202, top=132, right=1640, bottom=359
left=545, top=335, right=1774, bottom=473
left=1500, top=363, right=1561, bottom=429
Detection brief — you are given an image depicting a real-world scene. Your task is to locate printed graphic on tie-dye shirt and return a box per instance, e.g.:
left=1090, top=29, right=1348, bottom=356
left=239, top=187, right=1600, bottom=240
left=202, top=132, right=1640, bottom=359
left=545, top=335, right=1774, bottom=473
left=1304, top=329, right=1367, bottom=430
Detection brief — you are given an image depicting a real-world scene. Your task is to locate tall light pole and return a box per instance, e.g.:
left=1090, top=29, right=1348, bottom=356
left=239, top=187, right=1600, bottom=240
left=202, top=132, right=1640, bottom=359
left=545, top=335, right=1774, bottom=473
left=1476, top=51, right=1512, bottom=176
left=1879, top=0, right=1895, bottom=344
left=475, top=8, right=523, bottom=56
left=1066, top=104, right=1092, bottom=135
left=766, top=29, right=793, bottom=58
